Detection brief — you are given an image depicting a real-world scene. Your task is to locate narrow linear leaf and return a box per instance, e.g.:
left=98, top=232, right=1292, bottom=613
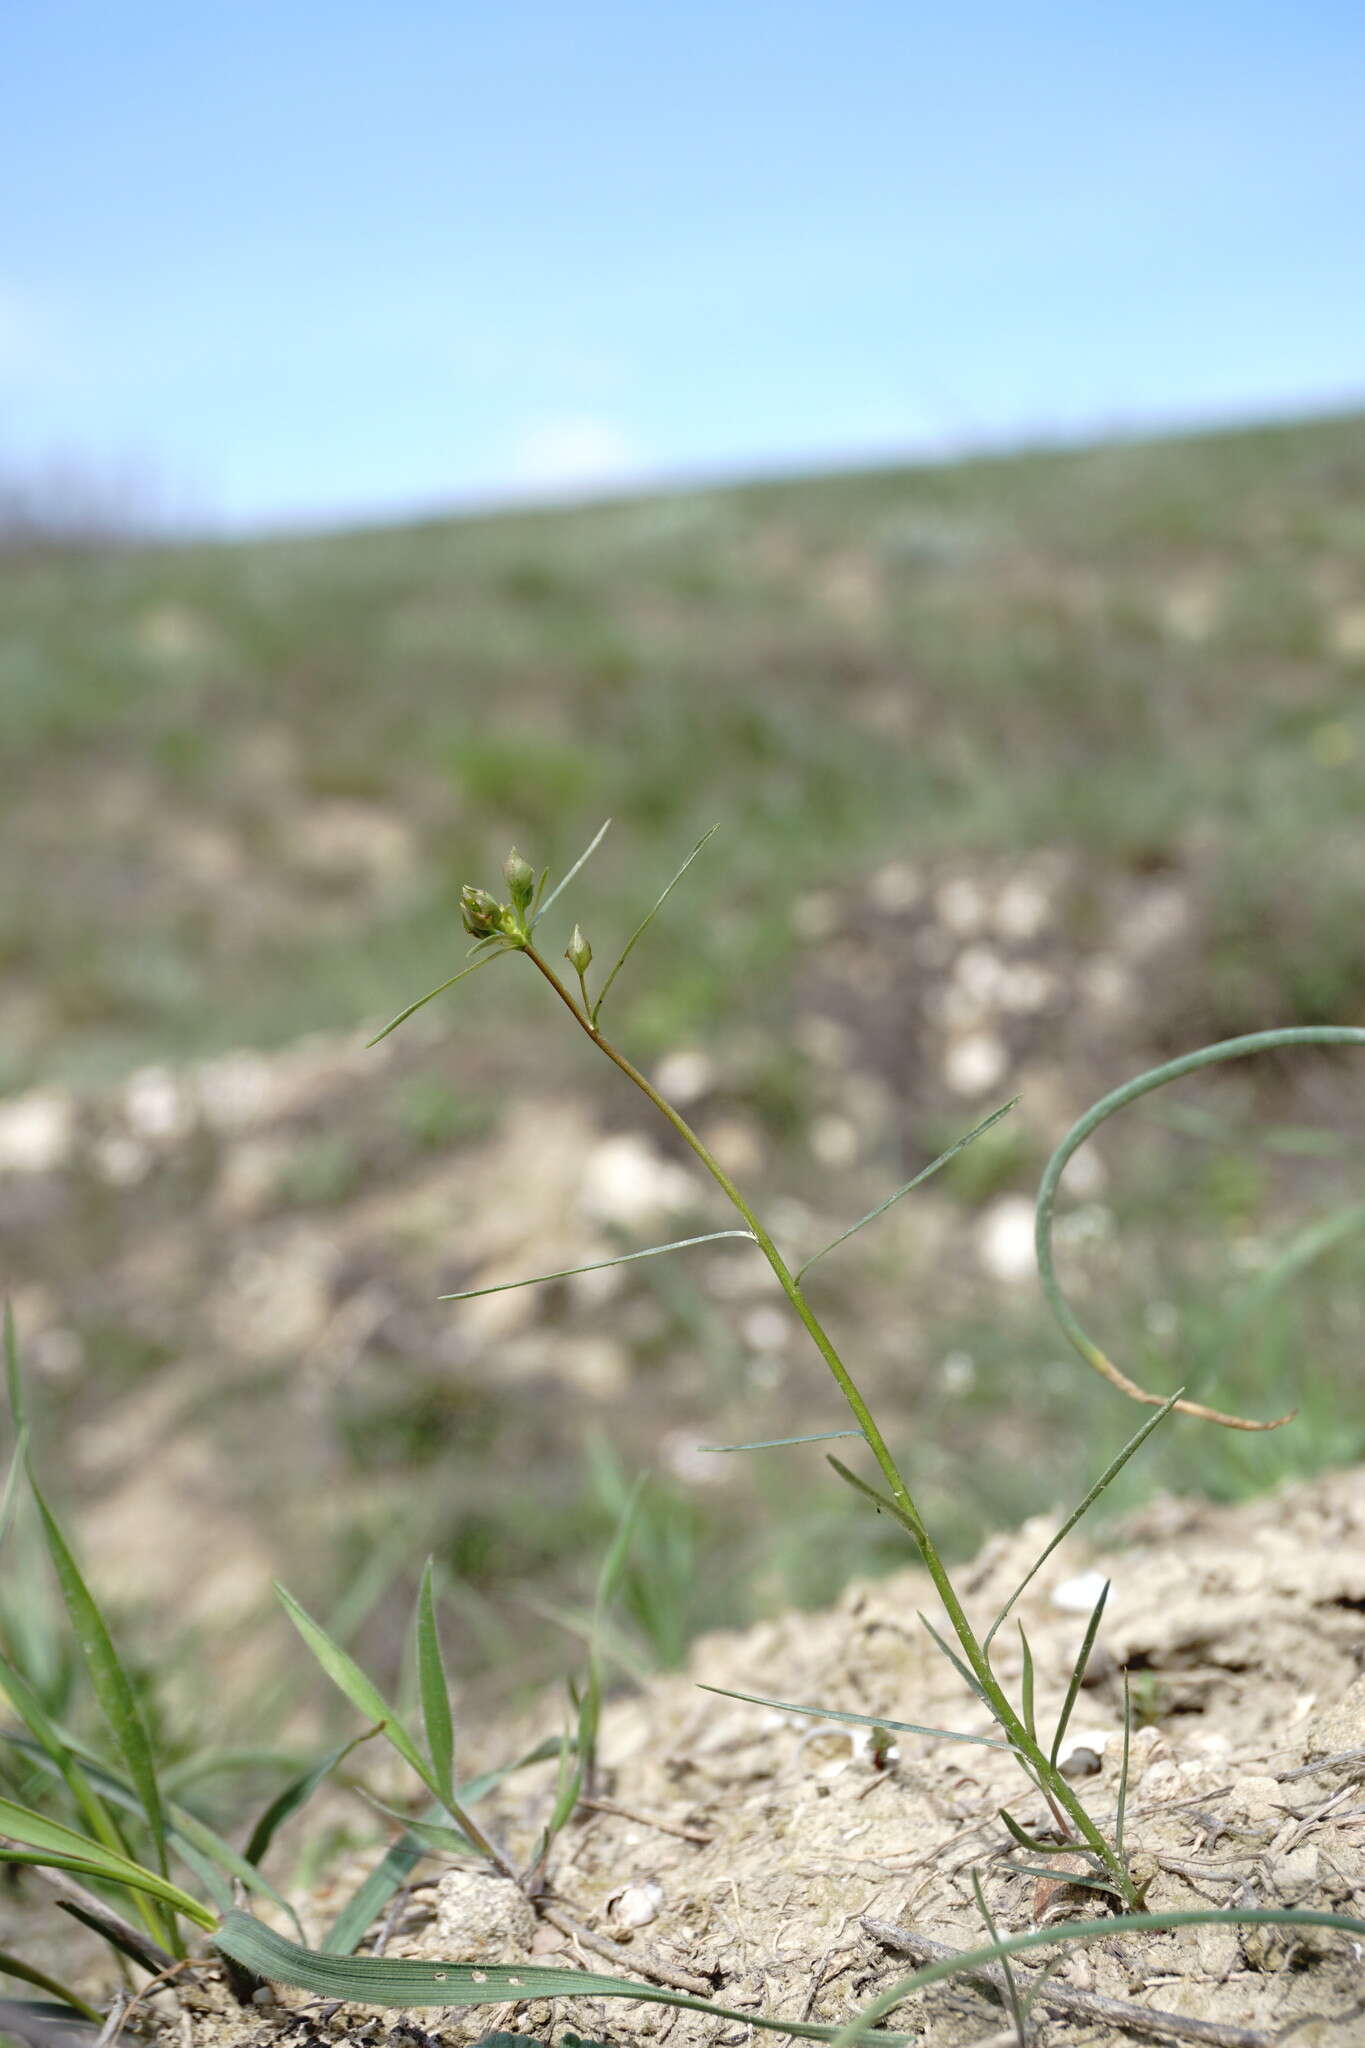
left=533, top=819, right=612, bottom=929
left=1049, top=1580, right=1110, bottom=1769
left=1018, top=1624, right=1036, bottom=1743
left=0, top=1658, right=129, bottom=1864
left=275, top=1583, right=428, bottom=1785
left=825, top=1457, right=925, bottom=1542
left=324, top=1833, right=425, bottom=1956
left=215, top=1910, right=910, bottom=2040
left=28, top=1478, right=168, bottom=1883
left=700, top=1430, right=860, bottom=1454
left=1001, top=1862, right=1126, bottom=1895
left=415, top=1562, right=455, bottom=1810
left=1115, top=1672, right=1133, bottom=1859
left=440, top=1230, right=753, bottom=1303
left=3, top=1303, right=24, bottom=1435
left=245, top=1729, right=380, bottom=1869
left=797, top=1097, right=1020, bottom=1282
left=0, top=1955, right=98, bottom=2024
left=697, top=1684, right=1010, bottom=1751
left=983, top=1391, right=1181, bottom=1653
left=0, top=1798, right=214, bottom=1928
left=968, top=1871, right=1023, bottom=2044
left=917, top=1613, right=990, bottom=1709
left=590, top=824, right=718, bottom=1026
left=358, top=1793, right=478, bottom=1858
left=0, top=1424, right=27, bottom=1552
left=367, top=950, right=504, bottom=1049
left=998, top=1807, right=1062, bottom=1854
left=837, top=1907, right=1365, bottom=2044
left=2, top=1721, right=298, bottom=1931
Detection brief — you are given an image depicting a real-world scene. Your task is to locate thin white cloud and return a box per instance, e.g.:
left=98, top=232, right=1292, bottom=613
left=509, top=415, right=640, bottom=494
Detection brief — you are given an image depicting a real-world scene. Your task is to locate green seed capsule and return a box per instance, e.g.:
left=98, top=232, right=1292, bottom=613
left=460, top=885, right=503, bottom=939
left=503, top=847, right=535, bottom=913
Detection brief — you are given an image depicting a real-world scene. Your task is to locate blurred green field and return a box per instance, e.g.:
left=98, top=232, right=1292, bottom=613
left=2, top=410, right=1364, bottom=1718
left=5, top=410, right=1365, bottom=1087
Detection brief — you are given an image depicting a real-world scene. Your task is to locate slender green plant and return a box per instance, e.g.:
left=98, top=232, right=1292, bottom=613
left=371, top=828, right=1365, bottom=1911
left=6, top=830, right=1365, bottom=2041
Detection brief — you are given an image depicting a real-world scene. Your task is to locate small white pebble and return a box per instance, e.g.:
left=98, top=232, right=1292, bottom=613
left=653, top=1049, right=715, bottom=1105
left=869, top=861, right=923, bottom=914
left=943, top=1031, right=1009, bottom=1096
left=1051, top=1568, right=1110, bottom=1614
left=608, top=1879, right=665, bottom=1930
left=935, top=876, right=988, bottom=935
left=809, top=1114, right=859, bottom=1167
left=976, top=1197, right=1036, bottom=1283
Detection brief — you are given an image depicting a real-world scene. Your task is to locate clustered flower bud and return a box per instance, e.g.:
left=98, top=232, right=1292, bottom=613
left=503, top=847, right=535, bottom=914
left=565, top=924, right=592, bottom=975
left=460, top=885, right=503, bottom=939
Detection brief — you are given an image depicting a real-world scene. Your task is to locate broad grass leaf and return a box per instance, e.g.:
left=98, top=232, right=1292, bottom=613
left=215, top=1910, right=909, bottom=2040
left=28, top=1478, right=169, bottom=1882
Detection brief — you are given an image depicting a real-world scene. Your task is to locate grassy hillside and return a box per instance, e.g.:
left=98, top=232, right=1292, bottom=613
left=5, top=411, right=1365, bottom=1091
left=3, top=411, right=1364, bottom=1708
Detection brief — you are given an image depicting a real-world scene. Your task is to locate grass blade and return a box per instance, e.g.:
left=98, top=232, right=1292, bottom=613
left=916, top=1613, right=990, bottom=1708
left=1001, top=1861, right=1126, bottom=1896
left=2, top=1721, right=299, bottom=1931
left=1017, top=1624, right=1036, bottom=1742
left=367, top=950, right=504, bottom=1048
left=275, top=1582, right=429, bottom=1783
left=837, top=1906, right=1365, bottom=2043
left=0, top=1796, right=214, bottom=1928
left=27, top=1477, right=169, bottom=1891
left=0, top=1425, right=27, bottom=1553
left=797, top=1098, right=1020, bottom=1283
left=324, top=1834, right=424, bottom=1955
left=968, top=1870, right=1024, bottom=2046
left=0, top=1659, right=131, bottom=1862
left=982, top=1391, right=1181, bottom=1654
left=1049, top=1579, right=1110, bottom=1769
left=700, top=1430, right=860, bottom=1454
left=1115, top=1671, right=1133, bottom=1859
left=3, top=1304, right=24, bottom=1436
left=0, top=1954, right=99, bottom=2023
left=358, top=1793, right=479, bottom=1857
left=245, top=1729, right=380, bottom=1868
left=533, top=818, right=612, bottom=929
left=439, top=1231, right=753, bottom=1302
left=216, top=1909, right=910, bottom=2039
left=415, top=1561, right=455, bottom=1810
left=825, top=1456, right=924, bottom=1542
left=998, top=1808, right=1060, bottom=1854
left=589, top=825, right=718, bottom=1026
left=697, top=1684, right=1010, bottom=1751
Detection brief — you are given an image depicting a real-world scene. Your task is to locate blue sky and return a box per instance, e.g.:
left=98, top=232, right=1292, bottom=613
left=5, top=2, right=1363, bottom=530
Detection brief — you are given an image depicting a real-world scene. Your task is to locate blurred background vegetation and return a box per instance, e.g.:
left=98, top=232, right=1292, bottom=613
left=3, top=409, right=1364, bottom=1743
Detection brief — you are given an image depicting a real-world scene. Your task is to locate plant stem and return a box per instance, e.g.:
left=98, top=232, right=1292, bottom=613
left=521, top=945, right=1140, bottom=1906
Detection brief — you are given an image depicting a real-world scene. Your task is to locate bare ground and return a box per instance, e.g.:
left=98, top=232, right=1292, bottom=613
left=169, top=1465, right=1365, bottom=2048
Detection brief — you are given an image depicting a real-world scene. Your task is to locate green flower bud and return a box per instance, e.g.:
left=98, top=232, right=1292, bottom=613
left=460, top=884, right=503, bottom=939
left=565, top=924, right=593, bottom=975
left=503, top=846, right=535, bottom=913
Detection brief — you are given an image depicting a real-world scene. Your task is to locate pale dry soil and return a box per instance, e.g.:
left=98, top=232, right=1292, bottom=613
left=173, top=1469, right=1364, bottom=2048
